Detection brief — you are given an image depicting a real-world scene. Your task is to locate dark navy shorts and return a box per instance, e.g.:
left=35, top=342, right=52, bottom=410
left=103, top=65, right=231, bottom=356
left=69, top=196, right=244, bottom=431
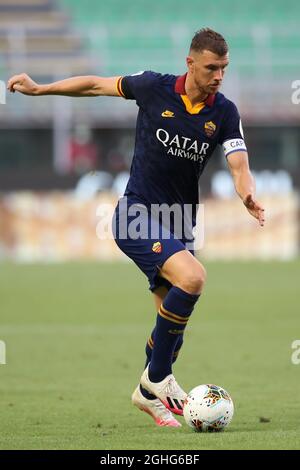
left=112, top=195, right=195, bottom=292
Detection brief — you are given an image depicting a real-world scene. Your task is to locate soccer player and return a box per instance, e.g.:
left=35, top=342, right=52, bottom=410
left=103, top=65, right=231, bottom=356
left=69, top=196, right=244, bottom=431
left=8, top=28, right=265, bottom=428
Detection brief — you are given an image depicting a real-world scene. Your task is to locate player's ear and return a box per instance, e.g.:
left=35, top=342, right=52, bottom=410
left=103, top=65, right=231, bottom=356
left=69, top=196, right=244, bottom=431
left=186, top=56, right=195, bottom=73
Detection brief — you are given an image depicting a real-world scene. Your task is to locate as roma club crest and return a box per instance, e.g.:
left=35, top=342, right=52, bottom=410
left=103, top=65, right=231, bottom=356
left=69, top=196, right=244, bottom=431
left=204, top=121, right=216, bottom=137
left=152, top=242, right=162, bottom=254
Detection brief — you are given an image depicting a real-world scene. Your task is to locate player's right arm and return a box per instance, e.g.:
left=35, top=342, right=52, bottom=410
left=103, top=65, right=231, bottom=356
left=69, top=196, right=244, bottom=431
left=7, top=73, right=122, bottom=97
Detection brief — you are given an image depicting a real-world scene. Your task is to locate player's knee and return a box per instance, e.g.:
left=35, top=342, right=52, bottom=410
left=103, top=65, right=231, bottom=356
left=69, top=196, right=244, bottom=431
left=178, top=265, right=206, bottom=295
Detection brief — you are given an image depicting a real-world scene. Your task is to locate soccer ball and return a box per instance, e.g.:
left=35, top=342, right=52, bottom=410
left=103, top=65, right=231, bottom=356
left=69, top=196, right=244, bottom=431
left=183, top=384, right=234, bottom=432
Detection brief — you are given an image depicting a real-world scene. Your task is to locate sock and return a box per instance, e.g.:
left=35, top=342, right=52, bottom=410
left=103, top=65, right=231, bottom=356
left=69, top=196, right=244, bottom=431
left=144, top=328, right=184, bottom=368
left=140, top=329, right=184, bottom=400
left=148, top=286, right=200, bottom=382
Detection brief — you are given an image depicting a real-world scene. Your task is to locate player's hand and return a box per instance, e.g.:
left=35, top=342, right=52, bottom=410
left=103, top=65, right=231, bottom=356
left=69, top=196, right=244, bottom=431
left=7, top=73, right=39, bottom=96
left=243, top=194, right=265, bottom=227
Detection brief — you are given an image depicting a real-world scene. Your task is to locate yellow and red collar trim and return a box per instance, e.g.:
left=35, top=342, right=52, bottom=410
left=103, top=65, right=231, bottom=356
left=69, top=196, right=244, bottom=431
left=175, top=73, right=215, bottom=114
left=180, top=95, right=205, bottom=114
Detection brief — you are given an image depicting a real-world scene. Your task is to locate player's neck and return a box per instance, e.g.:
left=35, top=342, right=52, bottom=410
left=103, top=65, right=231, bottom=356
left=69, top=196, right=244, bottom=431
left=185, top=73, right=209, bottom=105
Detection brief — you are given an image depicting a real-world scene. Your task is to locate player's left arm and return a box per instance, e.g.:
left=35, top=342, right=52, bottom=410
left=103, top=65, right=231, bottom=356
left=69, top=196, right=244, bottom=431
left=227, top=151, right=265, bottom=227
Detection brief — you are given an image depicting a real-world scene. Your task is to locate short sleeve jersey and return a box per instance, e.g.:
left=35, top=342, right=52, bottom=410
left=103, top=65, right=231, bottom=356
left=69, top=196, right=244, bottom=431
left=117, top=71, right=247, bottom=212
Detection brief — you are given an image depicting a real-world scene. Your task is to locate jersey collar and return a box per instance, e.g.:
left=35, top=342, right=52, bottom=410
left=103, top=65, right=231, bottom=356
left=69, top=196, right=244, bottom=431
left=175, top=73, right=216, bottom=107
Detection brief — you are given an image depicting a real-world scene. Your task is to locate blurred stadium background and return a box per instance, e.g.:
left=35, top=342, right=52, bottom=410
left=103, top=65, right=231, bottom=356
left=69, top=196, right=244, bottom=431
left=0, top=0, right=299, bottom=261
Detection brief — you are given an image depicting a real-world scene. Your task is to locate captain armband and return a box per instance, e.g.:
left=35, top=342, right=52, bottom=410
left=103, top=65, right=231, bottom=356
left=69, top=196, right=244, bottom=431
left=222, top=138, right=247, bottom=158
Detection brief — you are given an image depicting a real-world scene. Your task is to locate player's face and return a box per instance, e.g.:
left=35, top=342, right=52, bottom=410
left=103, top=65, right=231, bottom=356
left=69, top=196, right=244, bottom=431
left=187, top=50, right=229, bottom=94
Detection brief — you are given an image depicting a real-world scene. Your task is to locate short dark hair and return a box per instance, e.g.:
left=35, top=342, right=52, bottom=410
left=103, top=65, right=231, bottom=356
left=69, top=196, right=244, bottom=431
left=190, top=28, right=228, bottom=56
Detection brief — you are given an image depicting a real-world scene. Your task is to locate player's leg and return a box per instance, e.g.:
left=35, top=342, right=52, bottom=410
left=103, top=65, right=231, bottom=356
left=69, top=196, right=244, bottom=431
left=145, top=286, right=184, bottom=371
left=133, top=283, right=184, bottom=427
left=153, top=285, right=168, bottom=310
left=153, top=287, right=185, bottom=365
left=140, top=250, right=206, bottom=415
left=113, top=198, right=203, bottom=417
left=144, top=286, right=168, bottom=367
left=140, top=285, right=184, bottom=401
left=159, top=250, right=206, bottom=295
left=113, top=198, right=183, bottom=426
left=132, top=283, right=182, bottom=428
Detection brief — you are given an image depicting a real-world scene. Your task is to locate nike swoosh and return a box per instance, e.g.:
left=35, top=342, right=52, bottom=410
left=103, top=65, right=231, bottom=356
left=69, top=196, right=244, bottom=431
left=162, top=111, right=175, bottom=117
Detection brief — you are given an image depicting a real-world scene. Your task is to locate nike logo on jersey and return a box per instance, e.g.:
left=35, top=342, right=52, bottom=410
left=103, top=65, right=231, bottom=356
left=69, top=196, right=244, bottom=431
left=161, top=110, right=175, bottom=118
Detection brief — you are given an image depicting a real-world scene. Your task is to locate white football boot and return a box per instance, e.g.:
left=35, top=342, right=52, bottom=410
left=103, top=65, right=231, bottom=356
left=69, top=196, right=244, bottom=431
left=131, top=385, right=181, bottom=427
left=140, top=365, right=187, bottom=416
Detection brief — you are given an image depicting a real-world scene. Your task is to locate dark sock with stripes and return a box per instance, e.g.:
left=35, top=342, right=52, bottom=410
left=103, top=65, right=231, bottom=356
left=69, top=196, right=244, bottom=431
left=148, top=286, right=200, bottom=383
left=140, top=329, right=184, bottom=400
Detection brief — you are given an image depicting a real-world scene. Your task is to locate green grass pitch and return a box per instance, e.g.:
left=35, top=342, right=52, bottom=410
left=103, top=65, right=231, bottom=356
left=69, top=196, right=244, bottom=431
left=0, top=260, right=299, bottom=450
